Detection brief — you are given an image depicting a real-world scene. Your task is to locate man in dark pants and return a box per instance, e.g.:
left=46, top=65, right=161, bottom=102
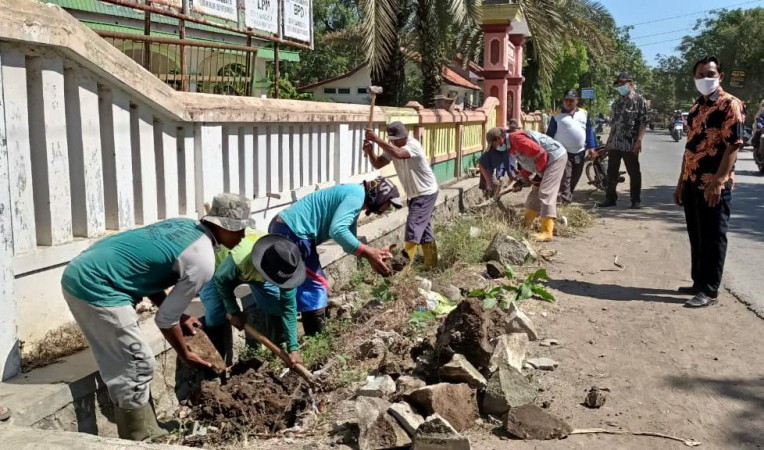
left=599, top=73, right=648, bottom=209
left=673, top=55, right=744, bottom=308
left=547, top=89, right=597, bottom=204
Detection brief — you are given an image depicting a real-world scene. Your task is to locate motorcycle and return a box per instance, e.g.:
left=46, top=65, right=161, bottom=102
left=671, top=121, right=684, bottom=142
left=752, top=123, right=764, bottom=173
left=595, top=117, right=607, bottom=134
left=585, top=145, right=626, bottom=191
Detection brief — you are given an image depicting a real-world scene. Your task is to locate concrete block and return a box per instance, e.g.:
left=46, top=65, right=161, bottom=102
left=388, top=402, right=424, bottom=436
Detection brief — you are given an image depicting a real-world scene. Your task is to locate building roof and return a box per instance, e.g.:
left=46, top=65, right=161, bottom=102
left=298, top=63, right=480, bottom=92
left=297, top=64, right=369, bottom=91
left=442, top=67, right=480, bottom=90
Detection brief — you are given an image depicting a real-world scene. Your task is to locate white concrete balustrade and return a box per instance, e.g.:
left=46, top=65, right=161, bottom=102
left=0, top=0, right=498, bottom=380
left=0, top=45, right=379, bottom=381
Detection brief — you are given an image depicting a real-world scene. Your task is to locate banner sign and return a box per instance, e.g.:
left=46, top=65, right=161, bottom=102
left=580, top=88, right=596, bottom=99
left=283, top=0, right=312, bottom=43
left=194, top=0, right=238, bottom=21
left=244, top=0, right=279, bottom=34
left=730, top=70, right=745, bottom=88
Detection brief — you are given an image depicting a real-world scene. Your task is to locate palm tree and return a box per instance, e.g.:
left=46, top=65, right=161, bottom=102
left=362, top=0, right=481, bottom=107
left=361, top=0, right=615, bottom=106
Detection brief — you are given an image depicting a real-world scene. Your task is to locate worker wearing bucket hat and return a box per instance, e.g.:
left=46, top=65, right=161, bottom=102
left=213, top=231, right=308, bottom=367
left=60, top=193, right=251, bottom=441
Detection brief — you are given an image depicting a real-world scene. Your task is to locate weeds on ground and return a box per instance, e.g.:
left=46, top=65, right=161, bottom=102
left=468, top=263, right=555, bottom=309
left=436, top=209, right=526, bottom=268
left=21, top=322, right=89, bottom=372
left=559, top=203, right=595, bottom=229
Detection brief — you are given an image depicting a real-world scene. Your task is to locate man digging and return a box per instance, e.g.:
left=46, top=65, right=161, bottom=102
left=364, top=122, right=440, bottom=269
left=60, top=193, right=251, bottom=441
left=508, top=129, right=568, bottom=241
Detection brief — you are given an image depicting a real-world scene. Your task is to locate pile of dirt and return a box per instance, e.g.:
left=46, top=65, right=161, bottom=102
left=189, top=367, right=307, bottom=437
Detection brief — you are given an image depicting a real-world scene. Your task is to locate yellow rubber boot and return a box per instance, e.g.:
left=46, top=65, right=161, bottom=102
left=403, top=242, right=419, bottom=264
left=524, top=209, right=539, bottom=229
left=534, top=217, right=555, bottom=242
left=422, top=242, right=438, bottom=270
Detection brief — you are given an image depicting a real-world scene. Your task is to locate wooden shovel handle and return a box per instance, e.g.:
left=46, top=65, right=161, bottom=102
left=367, top=94, right=377, bottom=130
left=243, top=324, right=316, bottom=387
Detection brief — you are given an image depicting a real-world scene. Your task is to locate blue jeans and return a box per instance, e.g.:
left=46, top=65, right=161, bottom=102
left=268, top=219, right=328, bottom=313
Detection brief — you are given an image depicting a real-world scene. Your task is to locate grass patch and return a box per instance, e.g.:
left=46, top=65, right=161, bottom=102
left=21, top=322, right=88, bottom=372
left=436, top=209, right=527, bottom=268
left=558, top=203, right=595, bottom=229
left=300, top=320, right=349, bottom=369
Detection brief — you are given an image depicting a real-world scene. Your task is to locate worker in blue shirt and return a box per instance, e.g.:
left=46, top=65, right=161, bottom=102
left=267, top=177, right=402, bottom=335
left=546, top=89, right=597, bottom=204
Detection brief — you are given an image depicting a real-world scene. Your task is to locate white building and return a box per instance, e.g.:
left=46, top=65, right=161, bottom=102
left=299, top=62, right=483, bottom=107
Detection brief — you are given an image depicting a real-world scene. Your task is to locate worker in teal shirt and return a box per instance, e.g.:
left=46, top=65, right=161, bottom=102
left=212, top=231, right=307, bottom=366
left=60, top=194, right=251, bottom=442
left=268, top=177, right=402, bottom=335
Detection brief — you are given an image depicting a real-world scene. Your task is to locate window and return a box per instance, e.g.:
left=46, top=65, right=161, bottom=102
left=357, top=87, right=368, bottom=94
left=338, top=88, right=351, bottom=94
left=324, top=87, right=336, bottom=94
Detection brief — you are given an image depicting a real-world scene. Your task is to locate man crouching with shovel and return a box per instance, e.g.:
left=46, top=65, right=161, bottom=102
left=60, top=193, right=252, bottom=441
left=213, top=231, right=308, bottom=370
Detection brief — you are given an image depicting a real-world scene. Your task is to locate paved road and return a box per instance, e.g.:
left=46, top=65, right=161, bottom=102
left=601, top=129, right=764, bottom=316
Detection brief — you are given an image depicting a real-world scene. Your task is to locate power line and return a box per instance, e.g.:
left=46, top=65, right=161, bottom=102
left=632, top=29, right=688, bottom=40
left=624, top=0, right=761, bottom=27
left=636, top=36, right=688, bottom=48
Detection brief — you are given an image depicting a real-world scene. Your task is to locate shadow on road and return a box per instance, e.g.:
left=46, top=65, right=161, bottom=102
left=664, top=375, right=764, bottom=447
left=547, top=279, right=687, bottom=304
left=572, top=181, right=764, bottom=242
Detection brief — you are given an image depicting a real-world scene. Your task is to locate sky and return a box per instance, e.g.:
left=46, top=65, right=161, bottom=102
left=599, top=0, right=764, bottom=66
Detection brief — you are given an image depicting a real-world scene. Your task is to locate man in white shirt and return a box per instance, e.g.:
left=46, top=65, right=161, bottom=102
left=546, top=89, right=598, bottom=204
left=364, top=122, right=440, bottom=269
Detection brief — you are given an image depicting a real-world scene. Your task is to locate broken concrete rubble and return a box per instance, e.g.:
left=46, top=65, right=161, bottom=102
left=388, top=402, right=424, bottom=436
left=508, top=308, right=540, bottom=341
left=485, top=261, right=505, bottom=279
left=356, top=397, right=411, bottom=450
left=483, top=233, right=534, bottom=266
left=584, top=386, right=608, bottom=408
left=396, top=376, right=427, bottom=398
left=488, top=333, right=529, bottom=373
left=503, top=404, right=572, bottom=440
left=526, top=357, right=559, bottom=371
left=439, top=354, right=487, bottom=389
left=431, top=281, right=462, bottom=302
left=358, top=375, right=397, bottom=398
left=435, top=298, right=502, bottom=373
left=481, top=362, right=538, bottom=417
left=411, top=414, right=471, bottom=450
left=408, top=383, right=478, bottom=432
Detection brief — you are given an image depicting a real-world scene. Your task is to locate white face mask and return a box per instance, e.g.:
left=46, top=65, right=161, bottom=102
left=695, top=77, right=720, bottom=96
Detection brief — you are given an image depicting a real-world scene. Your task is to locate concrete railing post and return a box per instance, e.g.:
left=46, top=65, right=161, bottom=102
left=193, top=124, right=224, bottom=214
left=130, top=103, right=158, bottom=225
left=99, top=86, right=135, bottom=230
left=1, top=46, right=36, bottom=254
left=0, top=53, right=20, bottom=380
left=27, top=56, right=73, bottom=246
left=65, top=65, right=105, bottom=238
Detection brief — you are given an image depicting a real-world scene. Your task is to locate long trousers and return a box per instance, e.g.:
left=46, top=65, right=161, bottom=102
left=682, top=182, right=732, bottom=298
left=605, top=150, right=641, bottom=203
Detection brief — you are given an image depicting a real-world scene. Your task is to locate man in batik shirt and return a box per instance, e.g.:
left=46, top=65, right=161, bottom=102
left=673, top=56, right=744, bottom=308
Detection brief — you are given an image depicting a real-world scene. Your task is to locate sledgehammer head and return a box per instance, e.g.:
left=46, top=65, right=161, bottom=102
left=368, top=85, right=383, bottom=95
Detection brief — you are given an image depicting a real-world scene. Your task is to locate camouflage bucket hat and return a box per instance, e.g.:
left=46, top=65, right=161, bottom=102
left=202, top=193, right=252, bottom=231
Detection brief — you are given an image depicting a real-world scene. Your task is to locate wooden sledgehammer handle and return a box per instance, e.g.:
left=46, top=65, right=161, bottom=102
left=243, top=323, right=316, bottom=387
